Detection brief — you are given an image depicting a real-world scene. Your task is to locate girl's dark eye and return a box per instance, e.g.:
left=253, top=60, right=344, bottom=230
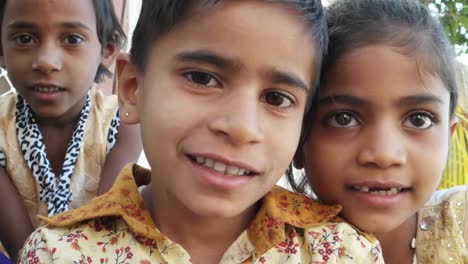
left=262, top=92, right=294, bottom=109
left=14, top=34, right=34, bottom=45
left=185, top=71, right=219, bottom=87
left=326, top=112, right=359, bottom=127
left=64, top=35, right=84, bottom=45
left=403, top=112, right=435, bottom=129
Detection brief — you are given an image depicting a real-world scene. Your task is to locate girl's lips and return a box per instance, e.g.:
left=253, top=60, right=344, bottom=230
left=347, top=187, right=411, bottom=208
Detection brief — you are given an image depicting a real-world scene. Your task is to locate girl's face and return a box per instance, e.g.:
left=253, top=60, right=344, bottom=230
left=1, top=0, right=111, bottom=120
left=302, top=45, right=457, bottom=233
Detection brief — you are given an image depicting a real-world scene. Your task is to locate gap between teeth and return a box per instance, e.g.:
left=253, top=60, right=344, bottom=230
left=353, top=186, right=402, bottom=195
left=194, top=156, right=250, bottom=176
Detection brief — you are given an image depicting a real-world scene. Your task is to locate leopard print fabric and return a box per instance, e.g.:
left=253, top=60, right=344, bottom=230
left=15, top=95, right=91, bottom=215
left=0, top=95, right=120, bottom=215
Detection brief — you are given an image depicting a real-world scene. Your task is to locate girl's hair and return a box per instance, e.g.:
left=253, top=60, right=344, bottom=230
left=287, top=0, right=458, bottom=195
left=0, top=0, right=126, bottom=83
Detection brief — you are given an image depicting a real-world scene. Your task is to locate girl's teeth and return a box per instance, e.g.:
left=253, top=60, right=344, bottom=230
left=35, top=86, right=61, bottom=93
left=353, top=186, right=402, bottom=196
left=193, top=156, right=250, bottom=176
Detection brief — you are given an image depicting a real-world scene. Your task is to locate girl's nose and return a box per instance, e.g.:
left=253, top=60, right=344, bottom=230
left=32, top=42, right=62, bottom=74
left=357, top=124, right=407, bottom=169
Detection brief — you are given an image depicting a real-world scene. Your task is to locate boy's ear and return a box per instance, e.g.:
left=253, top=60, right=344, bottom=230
left=117, top=52, right=140, bottom=125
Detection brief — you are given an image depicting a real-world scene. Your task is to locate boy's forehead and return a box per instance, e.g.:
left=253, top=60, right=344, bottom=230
left=148, top=1, right=316, bottom=84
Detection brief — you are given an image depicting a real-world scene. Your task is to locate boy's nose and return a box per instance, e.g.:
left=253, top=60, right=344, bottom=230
left=357, top=124, right=407, bottom=169
left=208, top=92, right=264, bottom=145
left=32, top=42, right=62, bottom=74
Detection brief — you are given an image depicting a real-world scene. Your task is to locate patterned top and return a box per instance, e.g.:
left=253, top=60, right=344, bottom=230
left=19, top=164, right=384, bottom=264
left=0, top=88, right=119, bottom=227
left=415, top=186, right=468, bottom=263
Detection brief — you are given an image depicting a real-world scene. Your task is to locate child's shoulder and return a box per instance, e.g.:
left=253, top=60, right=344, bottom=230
left=0, top=94, right=17, bottom=119
left=89, top=87, right=118, bottom=114
left=416, top=186, right=468, bottom=263
left=249, top=186, right=383, bottom=262
left=424, top=185, right=468, bottom=207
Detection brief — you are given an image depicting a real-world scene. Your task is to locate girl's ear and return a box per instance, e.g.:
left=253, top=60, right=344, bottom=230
left=450, top=114, right=459, bottom=136
left=101, top=42, right=118, bottom=70
left=117, top=52, right=140, bottom=125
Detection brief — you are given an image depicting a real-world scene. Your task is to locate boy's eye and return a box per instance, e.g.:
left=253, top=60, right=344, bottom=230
left=14, top=34, right=34, bottom=45
left=403, top=112, right=435, bottom=129
left=64, top=34, right=84, bottom=45
left=261, top=91, right=294, bottom=109
left=185, top=71, right=219, bottom=87
left=326, top=111, right=359, bottom=128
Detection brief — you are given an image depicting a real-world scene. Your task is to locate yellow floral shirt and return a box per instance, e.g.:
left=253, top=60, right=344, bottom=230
left=19, top=164, right=383, bottom=264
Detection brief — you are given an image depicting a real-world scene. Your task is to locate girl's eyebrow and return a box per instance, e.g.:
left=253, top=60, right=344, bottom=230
left=318, top=94, right=446, bottom=108
left=318, top=95, right=367, bottom=107
left=7, top=21, right=91, bottom=31
left=397, top=95, right=445, bottom=107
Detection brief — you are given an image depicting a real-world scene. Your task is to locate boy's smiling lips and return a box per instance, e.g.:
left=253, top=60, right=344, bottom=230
left=186, top=152, right=260, bottom=176
left=185, top=152, right=262, bottom=191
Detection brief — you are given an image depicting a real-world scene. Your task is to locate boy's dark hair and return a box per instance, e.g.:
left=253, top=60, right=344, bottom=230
left=287, top=0, right=459, bottom=195
left=0, top=0, right=126, bottom=83
left=130, top=0, right=328, bottom=98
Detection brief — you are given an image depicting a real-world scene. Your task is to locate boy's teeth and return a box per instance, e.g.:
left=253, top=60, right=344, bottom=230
left=353, top=186, right=402, bottom=196
left=195, top=156, right=205, bottom=164
left=193, top=155, right=250, bottom=176
left=227, top=166, right=239, bottom=175
left=213, top=162, right=226, bottom=173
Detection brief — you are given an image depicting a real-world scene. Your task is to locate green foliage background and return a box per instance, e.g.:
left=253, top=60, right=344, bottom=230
left=420, top=0, right=468, bottom=55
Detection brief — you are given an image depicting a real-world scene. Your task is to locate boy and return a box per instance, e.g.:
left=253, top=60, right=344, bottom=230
left=19, top=1, right=383, bottom=263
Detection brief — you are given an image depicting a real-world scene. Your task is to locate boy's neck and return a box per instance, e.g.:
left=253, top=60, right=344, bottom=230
left=142, top=184, right=259, bottom=264
left=374, top=213, right=417, bottom=264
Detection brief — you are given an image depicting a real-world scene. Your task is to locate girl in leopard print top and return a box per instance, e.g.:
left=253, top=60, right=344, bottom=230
left=0, top=0, right=142, bottom=261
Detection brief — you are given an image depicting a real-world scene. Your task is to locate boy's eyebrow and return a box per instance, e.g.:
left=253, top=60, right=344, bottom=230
left=175, top=50, right=241, bottom=71
left=318, top=95, right=367, bottom=107
left=7, top=21, right=91, bottom=31
left=175, top=50, right=309, bottom=93
left=266, top=69, right=309, bottom=93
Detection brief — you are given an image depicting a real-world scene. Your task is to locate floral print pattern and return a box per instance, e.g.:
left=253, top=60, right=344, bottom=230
left=19, top=164, right=384, bottom=263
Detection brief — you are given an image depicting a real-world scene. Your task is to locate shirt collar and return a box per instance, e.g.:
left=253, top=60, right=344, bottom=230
left=41, top=163, right=344, bottom=255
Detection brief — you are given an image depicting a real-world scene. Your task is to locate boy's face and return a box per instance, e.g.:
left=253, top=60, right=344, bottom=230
left=120, top=1, right=316, bottom=218
left=302, top=45, right=456, bottom=233
left=1, top=0, right=108, bottom=119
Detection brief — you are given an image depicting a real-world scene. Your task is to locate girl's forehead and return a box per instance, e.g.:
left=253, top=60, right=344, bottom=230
left=2, top=0, right=97, bottom=29
left=322, top=45, right=450, bottom=104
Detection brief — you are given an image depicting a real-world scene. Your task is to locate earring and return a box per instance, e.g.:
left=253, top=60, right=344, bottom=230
left=125, top=112, right=129, bottom=118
